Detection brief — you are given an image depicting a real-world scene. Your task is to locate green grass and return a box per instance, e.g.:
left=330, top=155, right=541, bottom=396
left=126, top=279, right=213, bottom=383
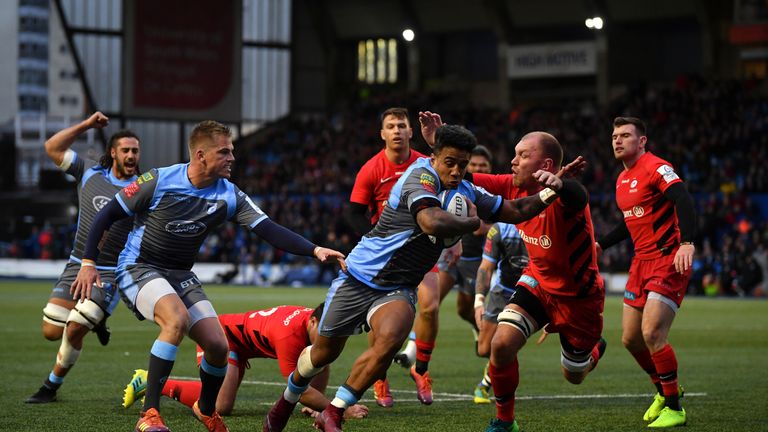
left=2, top=280, right=767, bottom=431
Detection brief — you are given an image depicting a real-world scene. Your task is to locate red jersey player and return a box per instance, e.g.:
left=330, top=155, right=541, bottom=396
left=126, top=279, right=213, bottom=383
left=122, top=304, right=368, bottom=420
left=597, top=117, right=695, bottom=428
left=419, top=112, right=605, bottom=432
left=345, top=107, right=438, bottom=408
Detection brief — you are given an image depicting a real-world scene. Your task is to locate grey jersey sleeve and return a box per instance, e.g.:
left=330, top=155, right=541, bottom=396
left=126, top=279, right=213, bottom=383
left=402, top=168, right=441, bottom=213
left=232, top=187, right=269, bottom=228
left=64, top=151, right=97, bottom=183
left=116, top=169, right=160, bottom=216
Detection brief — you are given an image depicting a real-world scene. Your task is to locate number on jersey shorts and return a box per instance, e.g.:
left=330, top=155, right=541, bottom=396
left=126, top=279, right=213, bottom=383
left=116, top=263, right=212, bottom=321
left=318, top=273, right=416, bottom=338
left=48, top=261, right=120, bottom=314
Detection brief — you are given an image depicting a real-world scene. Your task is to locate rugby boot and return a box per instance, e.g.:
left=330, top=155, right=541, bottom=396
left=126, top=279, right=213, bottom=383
left=484, top=418, right=519, bottom=432
left=409, top=366, right=433, bottom=405
left=123, top=369, right=148, bottom=408
left=263, top=395, right=297, bottom=432
left=25, top=385, right=57, bottom=404
left=473, top=384, right=491, bottom=404
left=193, top=401, right=229, bottom=432
left=373, top=379, right=393, bottom=408
left=134, top=408, right=170, bottom=432
left=648, top=407, right=686, bottom=428
left=313, top=405, right=344, bottom=432
left=644, top=386, right=685, bottom=422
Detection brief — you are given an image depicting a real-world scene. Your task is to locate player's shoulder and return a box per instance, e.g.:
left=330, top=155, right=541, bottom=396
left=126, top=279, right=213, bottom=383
left=640, top=151, right=674, bottom=171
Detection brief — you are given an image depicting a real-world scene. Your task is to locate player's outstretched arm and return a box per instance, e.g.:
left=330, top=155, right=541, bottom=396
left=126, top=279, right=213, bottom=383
left=252, top=219, right=347, bottom=271
left=45, top=112, right=109, bottom=166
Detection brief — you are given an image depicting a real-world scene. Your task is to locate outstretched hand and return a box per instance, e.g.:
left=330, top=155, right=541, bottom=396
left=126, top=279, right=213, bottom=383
left=418, top=111, right=443, bottom=148
left=314, top=247, right=347, bottom=272
left=556, top=156, right=587, bottom=178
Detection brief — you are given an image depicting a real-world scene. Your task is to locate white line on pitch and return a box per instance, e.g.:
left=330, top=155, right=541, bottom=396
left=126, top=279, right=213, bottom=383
left=172, top=376, right=706, bottom=402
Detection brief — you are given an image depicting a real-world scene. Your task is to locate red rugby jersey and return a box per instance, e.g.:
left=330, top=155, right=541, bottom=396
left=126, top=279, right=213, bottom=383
left=472, top=173, right=602, bottom=297
left=218, top=305, right=313, bottom=378
left=350, top=149, right=425, bottom=224
left=615, top=152, right=682, bottom=260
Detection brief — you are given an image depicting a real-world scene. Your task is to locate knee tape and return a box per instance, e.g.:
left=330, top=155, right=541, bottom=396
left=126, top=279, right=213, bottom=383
left=43, top=303, right=70, bottom=328
left=497, top=308, right=535, bottom=339
left=68, top=299, right=105, bottom=330
left=296, top=346, right=324, bottom=378
left=560, top=349, right=592, bottom=373
left=56, top=330, right=81, bottom=369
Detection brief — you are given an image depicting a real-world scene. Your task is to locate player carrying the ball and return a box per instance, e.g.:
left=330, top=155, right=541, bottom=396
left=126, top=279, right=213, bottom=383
left=263, top=124, right=567, bottom=432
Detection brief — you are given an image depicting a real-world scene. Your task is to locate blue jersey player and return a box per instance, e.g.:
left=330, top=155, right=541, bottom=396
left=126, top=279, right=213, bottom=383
left=71, top=121, right=346, bottom=432
left=264, top=124, right=567, bottom=432
left=26, top=112, right=141, bottom=404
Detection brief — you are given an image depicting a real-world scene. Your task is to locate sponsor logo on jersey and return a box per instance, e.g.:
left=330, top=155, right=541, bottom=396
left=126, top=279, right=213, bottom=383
left=207, top=202, right=218, bottom=214
left=656, top=165, right=679, bottom=184
left=136, top=172, right=154, bottom=184
left=519, top=229, right=547, bottom=247
left=632, top=206, right=645, bottom=217
left=165, top=220, right=207, bottom=236
left=630, top=179, right=638, bottom=188
left=92, top=195, right=111, bottom=211
left=420, top=173, right=437, bottom=194
left=123, top=181, right=140, bottom=198
left=283, top=308, right=304, bottom=326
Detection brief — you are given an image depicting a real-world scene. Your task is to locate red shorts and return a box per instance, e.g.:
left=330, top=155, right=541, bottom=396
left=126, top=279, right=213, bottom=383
left=624, top=254, right=690, bottom=308
left=518, top=277, right=604, bottom=352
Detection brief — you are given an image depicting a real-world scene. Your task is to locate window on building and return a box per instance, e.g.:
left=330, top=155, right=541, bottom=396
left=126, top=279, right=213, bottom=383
left=357, top=38, right=398, bottom=84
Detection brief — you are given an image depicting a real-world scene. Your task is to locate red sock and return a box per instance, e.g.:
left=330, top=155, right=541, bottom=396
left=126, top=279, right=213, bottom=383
left=630, top=348, right=661, bottom=388
left=162, top=379, right=202, bottom=408
left=489, top=359, right=519, bottom=422
left=415, top=339, right=435, bottom=363
left=651, top=344, right=679, bottom=399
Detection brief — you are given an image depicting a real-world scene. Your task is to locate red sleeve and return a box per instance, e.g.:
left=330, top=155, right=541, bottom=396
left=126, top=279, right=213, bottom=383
left=272, top=332, right=307, bottom=378
left=349, top=160, right=376, bottom=206
left=472, top=173, right=515, bottom=198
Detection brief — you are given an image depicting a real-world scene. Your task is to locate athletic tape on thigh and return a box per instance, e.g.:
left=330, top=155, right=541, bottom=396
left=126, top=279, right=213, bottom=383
left=497, top=308, right=535, bottom=339
left=135, top=278, right=176, bottom=322
left=43, top=303, right=70, bottom=327
left=187, top=300, right=217, bottom=330
left=69, top=299, right=105, bottom=330
left=560, top=348, right=592, bottom=373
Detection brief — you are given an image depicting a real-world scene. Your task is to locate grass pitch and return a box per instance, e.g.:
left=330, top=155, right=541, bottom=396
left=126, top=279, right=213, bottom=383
left=2, top=280, right=767, bottom=431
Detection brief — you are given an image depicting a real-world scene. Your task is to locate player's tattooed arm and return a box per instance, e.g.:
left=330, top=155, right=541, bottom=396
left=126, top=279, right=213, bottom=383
left=497, top=194, right=551, bottom=224
left=475, top=259, right=494, bottom=298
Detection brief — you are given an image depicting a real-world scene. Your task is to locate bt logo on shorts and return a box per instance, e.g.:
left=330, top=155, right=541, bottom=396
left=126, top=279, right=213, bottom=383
left=180, top=276, right=201, bottom=289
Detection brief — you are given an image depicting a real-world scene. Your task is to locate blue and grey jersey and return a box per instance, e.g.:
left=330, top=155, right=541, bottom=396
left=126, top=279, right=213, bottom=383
left=115, top=163, right=267, bottom=271
left=483, top=222, right=529, bottom=291
left=64, top=151, right=136, bottom=268
left=346, top=157, right=503, bottom=290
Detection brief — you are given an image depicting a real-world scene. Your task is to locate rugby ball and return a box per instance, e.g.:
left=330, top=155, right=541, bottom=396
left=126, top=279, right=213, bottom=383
left=438, top=190, right=469, bottom=247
